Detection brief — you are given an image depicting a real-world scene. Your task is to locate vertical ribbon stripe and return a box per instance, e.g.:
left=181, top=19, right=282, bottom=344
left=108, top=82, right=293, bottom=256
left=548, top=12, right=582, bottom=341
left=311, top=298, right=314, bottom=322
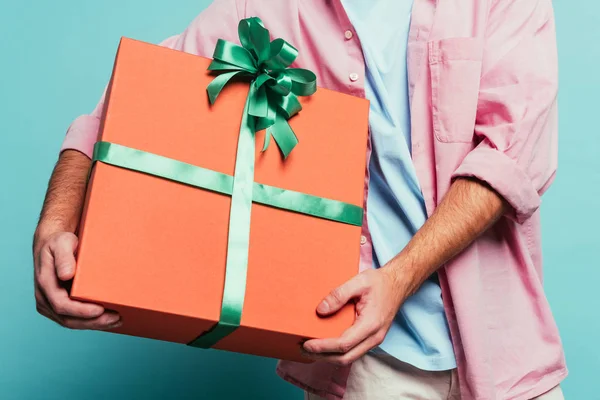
left=189, top=91, right=256, bottom=348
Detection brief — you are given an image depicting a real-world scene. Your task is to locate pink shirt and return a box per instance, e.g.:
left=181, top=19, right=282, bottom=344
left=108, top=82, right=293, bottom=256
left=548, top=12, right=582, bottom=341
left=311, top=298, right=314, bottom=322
left=61, top=1, right=567, bottom=399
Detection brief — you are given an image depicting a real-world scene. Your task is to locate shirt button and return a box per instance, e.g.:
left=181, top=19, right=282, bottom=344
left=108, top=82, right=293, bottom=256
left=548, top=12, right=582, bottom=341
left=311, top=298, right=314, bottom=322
left=360, top=235, right=367, bottom=245
left=344, top=30, right=354, bottom=40
left=349, top=73, right=359, bottom=82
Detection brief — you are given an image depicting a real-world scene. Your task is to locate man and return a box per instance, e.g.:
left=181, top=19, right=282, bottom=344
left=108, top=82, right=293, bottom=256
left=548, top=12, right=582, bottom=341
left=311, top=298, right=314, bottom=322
left=33, top=0, right=565, bottom=399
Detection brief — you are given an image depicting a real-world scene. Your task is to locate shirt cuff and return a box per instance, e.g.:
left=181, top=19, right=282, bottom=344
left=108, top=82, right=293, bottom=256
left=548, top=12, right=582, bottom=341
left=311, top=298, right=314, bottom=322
left=60, top=115, right=100, bottom=159
left=452, top=147, right=540, bottom=223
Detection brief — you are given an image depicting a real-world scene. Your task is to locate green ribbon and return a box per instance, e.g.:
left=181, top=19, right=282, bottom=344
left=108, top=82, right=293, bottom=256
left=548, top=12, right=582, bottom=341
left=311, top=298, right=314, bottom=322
left=93, top=142, right=363, bottom=225
left=93, top=18, right=359, bottom=349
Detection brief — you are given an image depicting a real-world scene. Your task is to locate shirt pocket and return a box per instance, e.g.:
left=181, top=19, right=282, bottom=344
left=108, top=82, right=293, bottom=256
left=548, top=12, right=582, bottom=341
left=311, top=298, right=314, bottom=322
left=429, top=37, right=484, bottom=143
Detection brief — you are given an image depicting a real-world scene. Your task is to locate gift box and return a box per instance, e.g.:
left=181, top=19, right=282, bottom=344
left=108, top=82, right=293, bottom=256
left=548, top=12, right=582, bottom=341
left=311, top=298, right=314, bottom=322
left=72, top=19, right=369, bottom=362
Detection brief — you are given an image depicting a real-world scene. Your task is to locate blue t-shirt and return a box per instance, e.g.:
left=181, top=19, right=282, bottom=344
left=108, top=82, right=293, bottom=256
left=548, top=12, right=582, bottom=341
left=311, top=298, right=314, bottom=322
left=342, top=0, right=456, bottom=371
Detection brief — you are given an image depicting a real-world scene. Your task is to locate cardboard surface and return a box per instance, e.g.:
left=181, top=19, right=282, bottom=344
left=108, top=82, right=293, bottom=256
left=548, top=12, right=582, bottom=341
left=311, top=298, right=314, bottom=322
left=72, top=38, right=370, bottom=361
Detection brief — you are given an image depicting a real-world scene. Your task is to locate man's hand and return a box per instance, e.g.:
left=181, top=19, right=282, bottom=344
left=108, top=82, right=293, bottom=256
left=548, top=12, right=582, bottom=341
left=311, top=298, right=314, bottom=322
left=302, top=266, right=407, bottom=366
left=34, top=150, right=121, bottom=330
left=302, top=178, right=507, bottom=365
left=33, top=231, right=121, bottom=330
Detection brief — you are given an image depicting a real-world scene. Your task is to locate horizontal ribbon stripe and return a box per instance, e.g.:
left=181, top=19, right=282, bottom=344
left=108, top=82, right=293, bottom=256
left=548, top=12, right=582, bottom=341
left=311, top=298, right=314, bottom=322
left=92, top=141, right=363, bottom=227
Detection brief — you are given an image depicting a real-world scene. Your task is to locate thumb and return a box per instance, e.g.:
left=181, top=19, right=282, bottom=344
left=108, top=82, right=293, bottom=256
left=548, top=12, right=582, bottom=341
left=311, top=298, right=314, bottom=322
left=51, top=233, right=79, bottom=281
left=317, top=274, right=366, bottom=316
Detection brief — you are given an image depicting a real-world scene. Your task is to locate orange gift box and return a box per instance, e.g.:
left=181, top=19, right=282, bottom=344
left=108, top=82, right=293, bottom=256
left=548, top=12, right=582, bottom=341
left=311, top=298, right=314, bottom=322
left=72, top=36, right=369, bottom=362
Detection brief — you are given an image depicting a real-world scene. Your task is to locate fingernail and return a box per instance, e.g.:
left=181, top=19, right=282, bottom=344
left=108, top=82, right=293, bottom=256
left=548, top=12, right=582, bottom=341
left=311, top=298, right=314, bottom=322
left=58, top=267, right=73, bottom=280
left=108, top=320, right=123, bottom=329
left=107, top=315, right=121, bottom=325
left=317, top=301, right=330, bottom=314
left=300, top=349, right=312, bottom=358
left=92, top=307, right=105, bottom=317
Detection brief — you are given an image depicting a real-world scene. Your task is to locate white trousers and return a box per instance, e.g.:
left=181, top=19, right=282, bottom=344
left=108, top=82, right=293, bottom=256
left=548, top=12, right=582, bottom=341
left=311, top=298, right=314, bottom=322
left=305, top=353, right=564, bottom=400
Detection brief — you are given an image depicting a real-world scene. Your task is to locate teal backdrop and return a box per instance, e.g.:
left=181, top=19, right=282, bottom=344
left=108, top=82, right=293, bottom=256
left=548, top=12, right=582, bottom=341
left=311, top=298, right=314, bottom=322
left=0, top=0, right=597, bottom=399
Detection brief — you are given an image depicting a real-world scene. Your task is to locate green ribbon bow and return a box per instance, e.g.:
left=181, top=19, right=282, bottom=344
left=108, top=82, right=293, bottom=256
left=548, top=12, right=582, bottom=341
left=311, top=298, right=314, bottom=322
left=206, top=17, right=317, bottom=159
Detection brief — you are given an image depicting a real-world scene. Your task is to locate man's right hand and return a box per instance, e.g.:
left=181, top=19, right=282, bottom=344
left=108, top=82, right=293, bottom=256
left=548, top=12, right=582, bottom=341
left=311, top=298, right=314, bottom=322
left=33, top=231, right=121, bottom=330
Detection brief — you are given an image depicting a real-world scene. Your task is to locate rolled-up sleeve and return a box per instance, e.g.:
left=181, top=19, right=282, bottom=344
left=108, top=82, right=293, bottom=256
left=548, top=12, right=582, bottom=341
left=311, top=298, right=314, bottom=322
left=452, top=0, right=559, bottom=223
left=60, top=0, right=241, bottom=158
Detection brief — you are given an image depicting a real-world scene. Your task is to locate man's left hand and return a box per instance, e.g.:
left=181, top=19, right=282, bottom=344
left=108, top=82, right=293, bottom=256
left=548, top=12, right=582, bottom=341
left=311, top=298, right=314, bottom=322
left=301, top=266, right=409, bottom=366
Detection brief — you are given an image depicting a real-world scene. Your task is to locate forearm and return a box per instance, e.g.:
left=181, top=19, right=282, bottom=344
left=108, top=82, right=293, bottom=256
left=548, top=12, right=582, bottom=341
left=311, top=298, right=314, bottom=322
left=35, top=150, right=91, bottom=244
left=385, top=178, right=507, bottom=295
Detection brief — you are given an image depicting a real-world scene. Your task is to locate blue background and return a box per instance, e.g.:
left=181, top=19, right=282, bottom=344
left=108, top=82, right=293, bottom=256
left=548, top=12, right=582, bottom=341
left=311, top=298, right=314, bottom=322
left=0, top=0, right=596, bottom=399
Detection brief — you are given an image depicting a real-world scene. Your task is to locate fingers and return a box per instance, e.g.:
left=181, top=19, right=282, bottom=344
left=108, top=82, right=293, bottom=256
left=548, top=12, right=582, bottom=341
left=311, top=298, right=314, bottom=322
left=50, top=233, right=78, bottom=281
left=37, top=239, right=104, bottom=319
left=36, top=303, right=121, bottom=331
left=43, top=284, right=105, bottom=320
left=60, top=312, right=122, bottom=331
left=317, top=274, right=367, bottom=316
left=305, top=332, right=385, bottom=366
left=303, top=268, right=399, bottom=366
left=36, top=282, right=121, bottom=330
left=303, top=316, right=379, bottom=354
left=34, top=232, right=118, bottom=331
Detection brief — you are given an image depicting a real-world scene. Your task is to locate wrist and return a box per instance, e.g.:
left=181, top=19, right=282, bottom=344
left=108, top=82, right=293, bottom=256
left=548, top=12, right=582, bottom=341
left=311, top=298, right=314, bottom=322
left=34, top=221, right=72, bottom=247
left=382, top=251, right=421, bottom=299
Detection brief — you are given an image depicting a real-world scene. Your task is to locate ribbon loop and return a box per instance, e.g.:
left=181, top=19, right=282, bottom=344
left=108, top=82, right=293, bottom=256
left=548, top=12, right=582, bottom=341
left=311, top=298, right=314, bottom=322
left=264, top=38, right=298, bottom=70
left=211, top=39, right=257, bottom=73
left=238, top=17, right=271, bottom=65
left=272, top=92, right=302, bottom=120
left=269, top=72, right=293, bottom=96
left=286, top=68, right=318, bottom=96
